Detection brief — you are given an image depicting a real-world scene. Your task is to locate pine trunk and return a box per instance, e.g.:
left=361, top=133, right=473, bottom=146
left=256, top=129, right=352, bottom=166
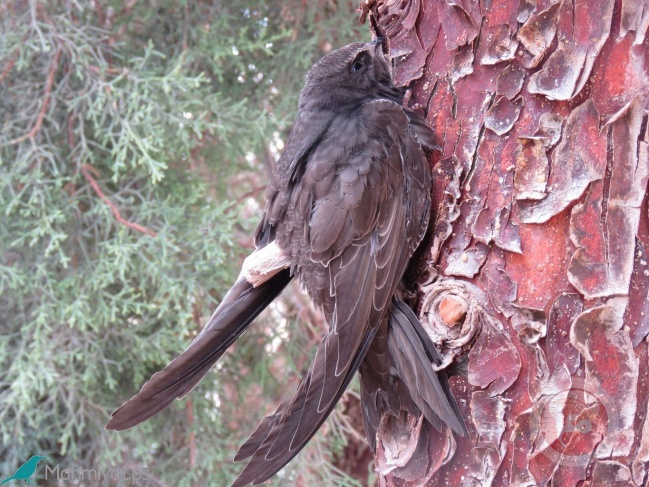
left=362, top=0, right=649, bottom=485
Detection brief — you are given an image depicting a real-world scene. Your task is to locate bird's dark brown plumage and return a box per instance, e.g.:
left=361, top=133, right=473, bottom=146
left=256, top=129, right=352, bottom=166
left=106, top=40, right=465, bottom=486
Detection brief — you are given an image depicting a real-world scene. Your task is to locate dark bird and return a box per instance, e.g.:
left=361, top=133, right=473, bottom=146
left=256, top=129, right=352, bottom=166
left=106, top=39, right=466, bottom=485
left=1, top=455, right=48, bottom=484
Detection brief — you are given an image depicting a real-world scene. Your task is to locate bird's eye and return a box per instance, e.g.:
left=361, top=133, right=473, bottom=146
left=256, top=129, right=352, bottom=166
left=351, top=61, right=364, bottom=73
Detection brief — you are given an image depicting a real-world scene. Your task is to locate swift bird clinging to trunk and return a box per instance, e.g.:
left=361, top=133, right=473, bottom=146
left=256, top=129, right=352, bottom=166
left=106, top=39, right=466, bottom=486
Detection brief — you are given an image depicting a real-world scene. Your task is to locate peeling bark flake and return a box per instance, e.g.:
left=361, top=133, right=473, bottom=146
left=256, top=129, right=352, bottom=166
left=509, top=411, right=543, bottom=487
left=445, top=243, right=489, bottom=277
left=478, top=250, right=518, bottom=318
left=440, top=3, right=479, bottom=51
left=519, top=100, right=606, bottom=224
left=527, top=0, right=614, bottom=100
left=462, top=446, right=502, bottom=487
left=450, top=44, right=475, bottom=84
left=514, top=138, right=549, bottom=200
left=516, top=2, right=560, bottom=69
left=481, top=24, right=519, bottom=66
left=591, top=460, right=635, bottom=486
left=511, top=305, right=546, bottom=345
left=484, top=96, right=523, bottom=136
left=496, top=63, right=526, bottom=100
left=546, top=293, right=583, bottom=374
left=430, top=157, right=463, bottom=264
left=632, top=392, right=649, bottom=485
left=533, top=112, right=563, bottom=148
left=470, top=390, right=507, bottom=451
left=567, top=100, right=649, bottom=299
left=516, top=0, right=537, bottom=24
left=627, top=238, right=649, bottom=347
left=620, top=0, right=649, bottom=45
left=591, top=34, right=649, bottom=125
left=570, top=299, right=639, bottom=459
left=467, top=320, right=521, bottom=395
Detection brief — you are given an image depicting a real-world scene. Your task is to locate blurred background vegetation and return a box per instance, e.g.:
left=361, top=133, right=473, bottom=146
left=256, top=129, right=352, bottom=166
left=0, top=1, right=369, bottom=484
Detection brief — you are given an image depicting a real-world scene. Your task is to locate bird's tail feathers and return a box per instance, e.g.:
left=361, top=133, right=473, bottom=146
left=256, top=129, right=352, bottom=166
left=386, top=299, right=467, bottom=436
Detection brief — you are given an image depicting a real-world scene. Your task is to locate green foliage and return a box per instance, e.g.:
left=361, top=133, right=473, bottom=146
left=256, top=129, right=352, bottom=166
left=0, top=0, right=367, bottom=485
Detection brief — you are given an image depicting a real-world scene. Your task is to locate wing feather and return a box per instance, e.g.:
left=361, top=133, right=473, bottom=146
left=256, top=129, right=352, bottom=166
left=106, top=269, right=292, bottom=431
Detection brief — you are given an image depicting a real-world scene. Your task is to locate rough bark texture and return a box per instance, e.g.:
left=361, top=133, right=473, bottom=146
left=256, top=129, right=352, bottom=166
left=361, top=0, right=649, bottom=485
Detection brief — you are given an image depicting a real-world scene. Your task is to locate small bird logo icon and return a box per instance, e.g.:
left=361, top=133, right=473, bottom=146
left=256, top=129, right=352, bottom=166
left=1, top=456, right=48, bottom=484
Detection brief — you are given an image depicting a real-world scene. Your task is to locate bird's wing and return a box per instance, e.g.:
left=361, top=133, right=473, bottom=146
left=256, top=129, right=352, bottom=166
left=358, top=106, right=439, bottom=453
left=106, top=262, right=292, bottom=431
left=231, top=100, right=420, bottom=486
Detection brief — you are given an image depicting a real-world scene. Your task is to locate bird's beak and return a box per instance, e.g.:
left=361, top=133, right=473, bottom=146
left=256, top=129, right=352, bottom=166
left=371, top=37, right=392, bottom=78
left=371, top=37, right=385, bottom=56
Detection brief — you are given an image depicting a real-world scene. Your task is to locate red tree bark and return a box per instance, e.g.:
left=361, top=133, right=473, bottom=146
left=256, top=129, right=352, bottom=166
left=361, top=0, right=649, bottom=485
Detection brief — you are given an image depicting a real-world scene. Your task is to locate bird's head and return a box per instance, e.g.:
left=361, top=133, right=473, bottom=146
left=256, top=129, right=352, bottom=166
left=299, top=39, right=403, bottom=110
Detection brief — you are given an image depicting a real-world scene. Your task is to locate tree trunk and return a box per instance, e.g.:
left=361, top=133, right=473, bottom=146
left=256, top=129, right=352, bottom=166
left=362, top=0, right=649, bottom=485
